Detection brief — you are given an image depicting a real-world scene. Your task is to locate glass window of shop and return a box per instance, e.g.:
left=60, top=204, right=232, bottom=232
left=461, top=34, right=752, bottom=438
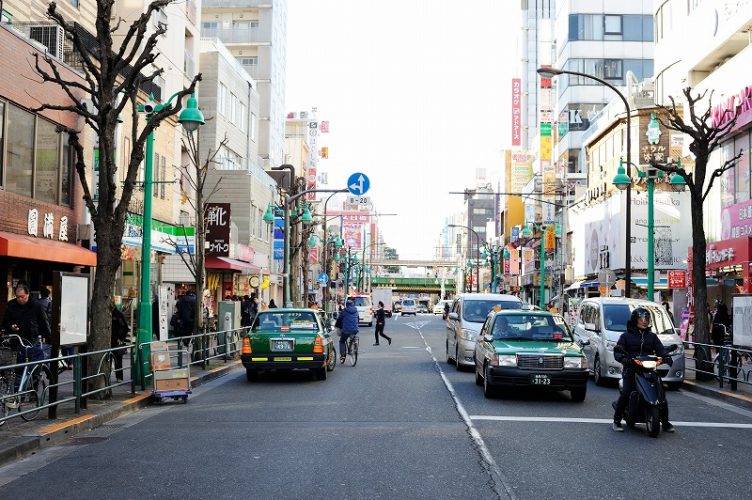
left=721, top=139, right=736, bottom=208
left=1, top=101, right=73, bottom=205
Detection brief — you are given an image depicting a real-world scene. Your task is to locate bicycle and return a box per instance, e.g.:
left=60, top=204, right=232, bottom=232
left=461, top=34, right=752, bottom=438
left=0, top=334, right=52, bottom=424
left=710, top=324, right=751, bottom=382
left=343, top=334, right=358, bottom=367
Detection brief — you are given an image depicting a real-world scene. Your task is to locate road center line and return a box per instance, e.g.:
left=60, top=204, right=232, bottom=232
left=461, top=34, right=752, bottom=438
left=469, top=415, right=752, bottom=428
left=414, top=325, right=516, bottom=500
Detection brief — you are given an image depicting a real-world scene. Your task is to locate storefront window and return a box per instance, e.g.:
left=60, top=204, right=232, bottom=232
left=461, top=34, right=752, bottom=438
left=35, top=118, right=61, bottom=203
left=6, top=104, right=34, bottom=197
left=61, top=141, right=73, bottom=206
left=736, top=132, right=751, bottom=204
left=721, top=140, right=736, bottom=207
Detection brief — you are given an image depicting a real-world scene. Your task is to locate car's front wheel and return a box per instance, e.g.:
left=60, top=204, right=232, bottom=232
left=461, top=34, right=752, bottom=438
left=483, top=364, right=497, bottom=398
left=570, top=387, right=587, bottom=402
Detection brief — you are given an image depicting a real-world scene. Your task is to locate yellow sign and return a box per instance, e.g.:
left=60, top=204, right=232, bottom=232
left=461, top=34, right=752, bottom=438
left=545, top=229, right=556, bottom=251
left=261, top=276, right=270, bottom=289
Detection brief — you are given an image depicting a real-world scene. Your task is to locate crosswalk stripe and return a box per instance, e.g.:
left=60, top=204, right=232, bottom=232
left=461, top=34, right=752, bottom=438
left=469, top=415, right=752, bottom=429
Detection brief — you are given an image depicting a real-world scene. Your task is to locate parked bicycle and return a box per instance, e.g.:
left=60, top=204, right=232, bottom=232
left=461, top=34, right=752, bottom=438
left=0, top=334, right=52, bottom=425
left=712, top=324, right=752, bottom=382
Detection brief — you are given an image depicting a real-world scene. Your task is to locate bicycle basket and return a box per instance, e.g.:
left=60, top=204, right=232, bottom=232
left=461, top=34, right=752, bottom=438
left=0, top=347, right=15, bottom=366
left=26, top=343, right=51, bottom=362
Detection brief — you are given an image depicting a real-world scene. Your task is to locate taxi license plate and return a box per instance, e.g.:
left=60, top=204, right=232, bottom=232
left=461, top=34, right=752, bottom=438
left=530, top=374, right=551, bottom=386
left=272, top=340, right=293, bottom=351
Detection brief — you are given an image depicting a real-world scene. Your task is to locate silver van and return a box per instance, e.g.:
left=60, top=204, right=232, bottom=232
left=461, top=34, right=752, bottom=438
left=573, top=297, right=685, bottom=389
left=446, top=293, right=524, bottom=369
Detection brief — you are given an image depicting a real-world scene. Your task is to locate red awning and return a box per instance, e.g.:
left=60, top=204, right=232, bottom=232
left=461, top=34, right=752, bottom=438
left=205, top=256, right=258, bottom=273
left=0, top=231, right=96, bottom=267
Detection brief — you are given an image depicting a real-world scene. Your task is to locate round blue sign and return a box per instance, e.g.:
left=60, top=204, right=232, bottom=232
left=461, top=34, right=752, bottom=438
left=347, top=172, right=370, bottom=196
left=317, top=273, right=329, bottom=285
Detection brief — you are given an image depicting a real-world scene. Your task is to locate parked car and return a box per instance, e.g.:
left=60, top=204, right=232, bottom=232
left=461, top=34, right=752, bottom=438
left=572, top=297, right=685, bottom=389
left=446, top=293, right=524, bottom=370
left=474, top=309, right=588, bottom=400
left=417, top=303, right=430, bottom=314
left=393, top=300, right=403, bottom=314
left=401, top=298, right=418, bottom=316
left=241, top=308, right=338, bottom=381
left=349, top=294, right=373, bottom=326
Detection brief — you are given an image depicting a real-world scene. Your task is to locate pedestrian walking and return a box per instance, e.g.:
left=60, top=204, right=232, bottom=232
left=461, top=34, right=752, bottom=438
left=111, top=301, right=130, bottom=382
left=373, top=301, right=392, bottom=346
left=268, top=299, right=277, bottom=309
left=176, top=290, right=197, bottom=344
left=1, top=282, right=51, bottom=344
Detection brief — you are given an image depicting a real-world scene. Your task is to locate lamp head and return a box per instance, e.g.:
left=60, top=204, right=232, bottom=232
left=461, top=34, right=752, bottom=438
left=521, top=223, right=533, bottom=238
left=669, top=172, right=687, bottom=192
left=307, top=234, right=317, bottom=248
left=263, top=203, right=274, bottom=224
left=537, top=67, right=562, bottom=78
left=300, top=205, right=313, bottom=224
left=178, top=94, right=205, bottom=132
left=612, top=158, right=631, bottom=191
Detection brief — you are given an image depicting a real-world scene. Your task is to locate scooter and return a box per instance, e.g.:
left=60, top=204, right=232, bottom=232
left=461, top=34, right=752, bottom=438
left=615, top=344, right=677, bottom=438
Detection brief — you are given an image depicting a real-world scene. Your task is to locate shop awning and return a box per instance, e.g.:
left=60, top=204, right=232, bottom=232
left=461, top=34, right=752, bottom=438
left=205, top=256, right=256, bottom=273
left=631, top=277, right=669, bottom=289
left=0, top=231, right=96, bottom=266
left=565, top=280, right=584, bottom=291
left=580, top=280, right=600, bottom=288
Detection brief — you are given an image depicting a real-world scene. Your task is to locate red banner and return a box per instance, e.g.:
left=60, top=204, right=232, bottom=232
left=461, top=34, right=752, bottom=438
left=512, top=78, right=521, bottom=146
left=667, top=270, right=686, bottom=289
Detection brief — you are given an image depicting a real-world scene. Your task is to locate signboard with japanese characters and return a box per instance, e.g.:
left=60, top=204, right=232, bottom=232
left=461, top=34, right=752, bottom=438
left=206, top=203, right=231, bottom=256
left=667, top=270, right=687, bottom=288
left=511, top=78, right=521, bottom=146
left=639, top=111, right=671, bottom=167
left=27, top=208, right=70, bottom=242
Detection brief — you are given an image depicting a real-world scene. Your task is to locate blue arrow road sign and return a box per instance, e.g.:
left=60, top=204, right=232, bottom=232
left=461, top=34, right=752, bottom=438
left=347, top=172, right=370, bottom=196
left=318, top=273, right=329, bottom=285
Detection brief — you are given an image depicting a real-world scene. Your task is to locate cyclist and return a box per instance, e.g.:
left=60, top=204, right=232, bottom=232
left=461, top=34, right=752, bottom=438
left=339, top=299, right=359, bottom=363
left=1, top=282, right=51, bottom=348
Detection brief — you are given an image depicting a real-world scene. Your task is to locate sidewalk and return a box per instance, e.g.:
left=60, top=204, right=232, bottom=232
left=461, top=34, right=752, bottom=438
left=681, top=350, right=752, bottom=408
left=0, top=357, right=240, bottom=467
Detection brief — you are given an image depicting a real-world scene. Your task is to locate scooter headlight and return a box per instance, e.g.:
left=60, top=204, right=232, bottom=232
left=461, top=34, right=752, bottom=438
left=640, top=360, right=657, bottom=369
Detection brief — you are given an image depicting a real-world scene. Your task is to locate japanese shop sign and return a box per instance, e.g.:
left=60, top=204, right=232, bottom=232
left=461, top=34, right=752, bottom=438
left=206, top=203, right=231, bottom=256
left=27, top=209, right=69, bottom=242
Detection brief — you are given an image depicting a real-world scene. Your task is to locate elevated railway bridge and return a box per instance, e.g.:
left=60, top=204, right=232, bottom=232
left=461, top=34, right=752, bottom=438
left=370, top=277, right=456, bottom=295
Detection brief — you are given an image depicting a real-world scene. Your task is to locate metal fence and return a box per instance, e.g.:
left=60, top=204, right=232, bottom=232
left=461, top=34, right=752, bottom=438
left=682, top=340, right=752, bottom=391
left=0, top=327, right=246, bottom=427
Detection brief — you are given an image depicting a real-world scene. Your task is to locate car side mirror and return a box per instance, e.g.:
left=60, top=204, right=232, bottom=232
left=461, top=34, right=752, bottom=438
left=579, top=339, right=590, bottom=346
left=448, top=312, right=459, bottom=320
left=483, top=335, right=494, bottom=342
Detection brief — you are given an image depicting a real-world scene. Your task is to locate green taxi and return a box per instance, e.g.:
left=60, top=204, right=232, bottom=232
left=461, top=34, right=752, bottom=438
left=241, top=308, right=337, bottom=381
left=474, top=310, right=589, bottom=401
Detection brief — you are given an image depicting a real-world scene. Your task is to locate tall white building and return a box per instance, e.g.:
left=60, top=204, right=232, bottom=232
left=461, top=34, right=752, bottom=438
left=202, top=0, right=288, bottom=169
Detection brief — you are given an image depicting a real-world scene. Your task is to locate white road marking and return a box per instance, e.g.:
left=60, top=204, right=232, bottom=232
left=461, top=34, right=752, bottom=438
left=414, top=326, right=516, bottom=500
left=469, top=415, right=752, bottom=429
left=405, top=321, right=430, bottom=329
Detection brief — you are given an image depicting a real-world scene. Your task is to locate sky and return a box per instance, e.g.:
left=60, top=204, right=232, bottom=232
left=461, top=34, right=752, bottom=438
left=285, top=0, right=520, bottom=259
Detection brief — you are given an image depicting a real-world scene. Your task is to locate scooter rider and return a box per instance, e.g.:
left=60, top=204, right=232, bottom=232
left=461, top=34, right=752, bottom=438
left=612, top=307, right=675, bottom=433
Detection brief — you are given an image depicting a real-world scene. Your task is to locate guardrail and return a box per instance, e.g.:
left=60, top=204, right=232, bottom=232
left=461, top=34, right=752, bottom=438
left=0, top=327, right=246, bottom=427
left=682, top=340, right=752, bottom=391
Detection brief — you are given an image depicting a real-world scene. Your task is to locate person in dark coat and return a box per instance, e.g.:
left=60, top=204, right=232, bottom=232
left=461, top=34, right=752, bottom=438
left=373, top=301, right=391, bottom=346
left=111, top=302, right=130, bottom=381
left=711, top=303, right=732, bottom=355
left=240, top=295, right=252, bottom=327
left=1, top=282, right=51, bottom=344
left=176, top=290, right=197, bottom=340
left=612, top=307, right=674, bottom=433
left=268, top=299, right=277, bottom=309
left=339, top=300, right=359, bottom=362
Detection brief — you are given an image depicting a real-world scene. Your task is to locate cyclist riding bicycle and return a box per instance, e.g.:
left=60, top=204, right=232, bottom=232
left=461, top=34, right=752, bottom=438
left=1, top=282, right=51, bottom=358
left=339, top=299, right=359, bottom=363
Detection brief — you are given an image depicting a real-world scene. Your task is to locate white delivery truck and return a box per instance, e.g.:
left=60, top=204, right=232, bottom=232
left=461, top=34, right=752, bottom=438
left=372, top=287, right=393, bottom=317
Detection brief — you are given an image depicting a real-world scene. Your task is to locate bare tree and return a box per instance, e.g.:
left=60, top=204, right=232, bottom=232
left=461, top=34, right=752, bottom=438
left=33, top=0, right=200, bottom=389
left=173, top=135, right=226, bottom=341
left=654, top=87, right=741, bottom=361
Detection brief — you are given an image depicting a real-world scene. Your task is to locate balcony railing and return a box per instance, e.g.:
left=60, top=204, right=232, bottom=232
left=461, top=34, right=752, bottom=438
left=202, top=26, right=268, bottom=45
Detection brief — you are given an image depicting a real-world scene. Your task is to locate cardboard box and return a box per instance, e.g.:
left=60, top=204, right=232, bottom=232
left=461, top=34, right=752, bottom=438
left=155, top=378, right=189, bottom=392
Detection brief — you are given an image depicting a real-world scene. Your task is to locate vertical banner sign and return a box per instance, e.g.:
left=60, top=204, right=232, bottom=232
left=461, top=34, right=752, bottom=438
left=307, top=121, right=319, bottom=201
left=511, top=78, right=521, bottom=146
left=273, top=217, right=284, bottom=262
left=539, top=70, right=556, bottom=225
left=206, top=203, right=231, bottom=256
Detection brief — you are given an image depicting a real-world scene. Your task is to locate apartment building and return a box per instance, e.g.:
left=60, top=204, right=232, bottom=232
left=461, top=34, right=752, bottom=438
left=202, top=0, right=288, bottom=169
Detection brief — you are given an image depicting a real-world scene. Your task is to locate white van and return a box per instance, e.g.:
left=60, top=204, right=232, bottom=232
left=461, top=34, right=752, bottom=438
left=349, top=295, right=373, bottom=326
left=401, top=298, right=417, bottom=316
left=446, top=293, right=524, bottom=369
left=573, top=297, right=685, bottom=389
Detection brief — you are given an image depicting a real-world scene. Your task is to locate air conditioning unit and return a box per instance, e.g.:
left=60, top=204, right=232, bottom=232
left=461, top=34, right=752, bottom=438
left=28, top=25, right=64, bottom=59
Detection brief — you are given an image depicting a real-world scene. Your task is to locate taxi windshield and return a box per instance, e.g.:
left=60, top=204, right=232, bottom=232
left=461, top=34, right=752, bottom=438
left=491, top=314, right=572, bottom=342
left=463, top=300, right=522, bottom=323
left=254, top=311, right=319, bottom=330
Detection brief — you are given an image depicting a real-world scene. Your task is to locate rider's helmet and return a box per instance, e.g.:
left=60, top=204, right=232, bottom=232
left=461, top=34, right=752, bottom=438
left=630, top=307, right=651, bottom=327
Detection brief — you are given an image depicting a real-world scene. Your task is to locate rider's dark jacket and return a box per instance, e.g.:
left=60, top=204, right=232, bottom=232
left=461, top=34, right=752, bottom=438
left=614, top=321, right=668, bottom=366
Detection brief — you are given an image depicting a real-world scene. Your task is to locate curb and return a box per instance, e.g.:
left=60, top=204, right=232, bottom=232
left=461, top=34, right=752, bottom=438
left=0, top=360, right=240, bottom=467
left=681, top=379, right=752, bottom=410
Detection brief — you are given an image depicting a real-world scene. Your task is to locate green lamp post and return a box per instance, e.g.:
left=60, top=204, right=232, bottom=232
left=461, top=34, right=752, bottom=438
left=137, top=93, right=204, bottom=382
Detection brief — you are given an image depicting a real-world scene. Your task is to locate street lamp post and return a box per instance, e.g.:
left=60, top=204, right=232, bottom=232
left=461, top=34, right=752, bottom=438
left=537, top=66, right=633, bottom=298
left=449, top=224, right=480, bottom=293
left=265, top=186, right=347, bottom=307
left=614, top=158, right=686, bottom=300
left=137, top=93, right=204, bottom=381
